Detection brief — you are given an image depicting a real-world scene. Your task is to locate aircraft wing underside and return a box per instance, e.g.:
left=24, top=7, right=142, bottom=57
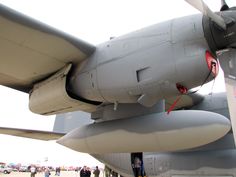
left=0, top=4, right=95, bottom=93
left=0, top=126, right=65, bottom=140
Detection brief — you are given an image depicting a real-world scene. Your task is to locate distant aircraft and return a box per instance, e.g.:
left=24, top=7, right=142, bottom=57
left=1, top=0, right=236, bottom=177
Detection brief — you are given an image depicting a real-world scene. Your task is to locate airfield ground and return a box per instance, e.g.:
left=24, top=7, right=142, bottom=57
left=0, top=171, right=103, bottom=177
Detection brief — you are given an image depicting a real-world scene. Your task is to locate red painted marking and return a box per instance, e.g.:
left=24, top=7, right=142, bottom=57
left=176, top=83, right=188, bottom=94
left=167, top=95, right=182, bottom=114
left=167, top=84, right=187, bottom=115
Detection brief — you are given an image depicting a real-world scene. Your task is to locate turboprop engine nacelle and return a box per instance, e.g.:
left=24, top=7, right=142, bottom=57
left=57, top=110, right=230, bottom=153
left=68, top=14, right=218, bottom=107
left=28, top=15, right=219, bottom=115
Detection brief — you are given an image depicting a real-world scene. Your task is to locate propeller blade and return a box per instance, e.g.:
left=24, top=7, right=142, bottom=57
left=218, top=49, right=236, bottom=80
left=221, top=0, right=229, bottom=11
left=223, top=78, right=236, bottom=144
left=218, top=49, right=236, bottom=144
left=185, top=0, right=226, bottom=30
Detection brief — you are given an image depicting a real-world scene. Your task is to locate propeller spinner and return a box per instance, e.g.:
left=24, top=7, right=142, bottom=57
left=185, top=0, right=236, bottom=50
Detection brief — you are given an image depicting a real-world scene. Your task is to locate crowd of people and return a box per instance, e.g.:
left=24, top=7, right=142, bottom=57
left=30, top=165, right=53, bottom=177
left=79, top=166, right=100, bottom=177
left=29, top=165, right=100, bottom=177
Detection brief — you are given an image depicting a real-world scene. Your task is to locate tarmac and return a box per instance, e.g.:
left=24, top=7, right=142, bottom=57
left=0, top=171, right=99, bottom=177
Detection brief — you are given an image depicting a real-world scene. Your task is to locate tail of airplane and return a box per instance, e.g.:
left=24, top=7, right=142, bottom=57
left=52, top=111, right=93, bottom=134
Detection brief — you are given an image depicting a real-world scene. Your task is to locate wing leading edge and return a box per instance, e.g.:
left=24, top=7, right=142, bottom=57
left=0, top=4, right=95, bottom=92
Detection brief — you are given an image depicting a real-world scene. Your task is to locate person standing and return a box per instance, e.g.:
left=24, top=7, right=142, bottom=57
left=30, top=166, right=37, bottom=177
left=86, top=167, right=91, bottom=177
left=133, top=157, right=142, bottom=177
left=93, top=166, right=100, bottom=177
left=44, top=168, right=51, bottom=177
left=55, top=167, right=61, bottom=176
left=80, top=166, right=87, bottom=177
